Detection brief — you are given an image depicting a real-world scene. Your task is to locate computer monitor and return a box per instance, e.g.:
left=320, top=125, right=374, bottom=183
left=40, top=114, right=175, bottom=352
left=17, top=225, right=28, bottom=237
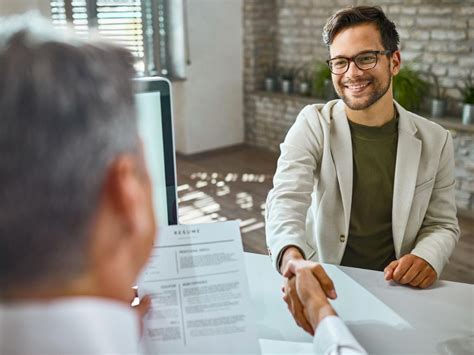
left=133, top=77, right=178, bottom=225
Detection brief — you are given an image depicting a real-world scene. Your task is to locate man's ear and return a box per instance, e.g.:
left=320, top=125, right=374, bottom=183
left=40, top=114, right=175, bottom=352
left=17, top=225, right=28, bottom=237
left=86, top=154, right=155, bottom=300
left=104, top=154, right=150, bottom=237
left=391, top=50, right=401, bottom=76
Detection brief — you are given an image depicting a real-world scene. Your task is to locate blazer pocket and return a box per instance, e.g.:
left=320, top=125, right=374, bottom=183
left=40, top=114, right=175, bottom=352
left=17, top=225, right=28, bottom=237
left=414, top=178, right=434, bottom=195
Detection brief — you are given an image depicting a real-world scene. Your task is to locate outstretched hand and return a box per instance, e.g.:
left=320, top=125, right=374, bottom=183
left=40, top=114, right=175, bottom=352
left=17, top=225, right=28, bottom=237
left=283, top=259, right=337, bottom=299
left=282, top=259, right=337, bottom=335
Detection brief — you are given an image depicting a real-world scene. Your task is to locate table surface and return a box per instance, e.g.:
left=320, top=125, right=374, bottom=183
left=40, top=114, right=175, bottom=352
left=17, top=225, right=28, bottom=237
left=244, top=252, right=474, bottom=354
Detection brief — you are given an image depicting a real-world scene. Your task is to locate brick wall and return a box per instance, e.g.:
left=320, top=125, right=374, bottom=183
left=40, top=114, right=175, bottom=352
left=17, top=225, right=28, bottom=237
left=243, top=0, right=474, bottom=113
left=274, top=0, right=474, bottom=113
left=248, top=92, right=316, bottom=150
left=453, top=130, right=474, bottom=211
left=243, top=0, right=277, bottom=144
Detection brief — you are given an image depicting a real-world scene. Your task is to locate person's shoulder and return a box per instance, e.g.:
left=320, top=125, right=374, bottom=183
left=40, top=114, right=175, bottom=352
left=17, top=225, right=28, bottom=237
left=412, top=113, right=447, bottom=134
left=396, top=103, right=449, bottom=139
left=298, top=99, right=341, bottom=126
left=285, top=100, right=342, bottom=148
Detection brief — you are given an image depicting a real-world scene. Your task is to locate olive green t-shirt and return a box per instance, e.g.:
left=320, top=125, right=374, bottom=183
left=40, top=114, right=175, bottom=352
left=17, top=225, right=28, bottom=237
left=340, top=117, right=398, bottom=271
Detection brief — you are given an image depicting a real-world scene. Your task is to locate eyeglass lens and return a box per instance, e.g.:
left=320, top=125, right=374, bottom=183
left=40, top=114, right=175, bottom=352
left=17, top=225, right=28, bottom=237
left=330, top=53, right=378, bottom=74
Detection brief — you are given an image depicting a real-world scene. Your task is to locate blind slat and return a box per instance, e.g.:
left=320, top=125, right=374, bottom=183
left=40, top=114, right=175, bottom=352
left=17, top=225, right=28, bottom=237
left=51, top=0, right=144, bottom=59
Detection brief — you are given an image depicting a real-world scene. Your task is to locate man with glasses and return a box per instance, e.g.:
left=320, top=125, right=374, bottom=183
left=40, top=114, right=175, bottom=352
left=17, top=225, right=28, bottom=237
left=266, top=5, right=459, bottom=339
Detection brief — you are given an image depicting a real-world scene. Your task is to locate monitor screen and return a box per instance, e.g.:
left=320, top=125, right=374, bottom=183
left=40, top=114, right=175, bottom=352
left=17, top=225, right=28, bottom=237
left=134, top=77, right=178, bottom=225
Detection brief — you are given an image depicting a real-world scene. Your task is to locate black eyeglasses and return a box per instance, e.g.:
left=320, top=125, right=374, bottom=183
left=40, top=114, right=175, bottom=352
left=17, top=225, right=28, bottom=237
left=326, top=50, right=393, bottom=75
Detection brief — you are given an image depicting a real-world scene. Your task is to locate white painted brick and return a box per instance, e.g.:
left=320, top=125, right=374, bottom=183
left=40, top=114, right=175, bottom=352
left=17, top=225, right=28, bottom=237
left=459, top=6, right=474, bottom=16
left=459, top=57, right=474, bottom=68
left=431, top=29, right=466, bottom=40
left=419, top=7, right=453, bottom=15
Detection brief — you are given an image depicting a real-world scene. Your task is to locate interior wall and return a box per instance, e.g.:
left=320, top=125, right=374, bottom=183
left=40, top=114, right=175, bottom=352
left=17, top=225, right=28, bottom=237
left=173, top=0, right=244, bottom=154
left=0, top=0, right=50, bottom=16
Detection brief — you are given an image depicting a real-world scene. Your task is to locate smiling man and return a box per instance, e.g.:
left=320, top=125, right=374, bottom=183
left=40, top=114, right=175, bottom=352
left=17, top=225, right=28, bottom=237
left=265, top=6, right=459, bottom=335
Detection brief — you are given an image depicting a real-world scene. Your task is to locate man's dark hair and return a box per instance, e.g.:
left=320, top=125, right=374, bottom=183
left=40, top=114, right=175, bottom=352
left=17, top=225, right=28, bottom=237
left=322, top=6, right=399, bottom=52
left=0, top=15, right=139, bottom=294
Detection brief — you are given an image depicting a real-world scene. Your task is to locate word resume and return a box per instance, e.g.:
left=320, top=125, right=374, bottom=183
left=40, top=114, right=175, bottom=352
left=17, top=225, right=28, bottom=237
left=138, top=221, right=260, bottom=354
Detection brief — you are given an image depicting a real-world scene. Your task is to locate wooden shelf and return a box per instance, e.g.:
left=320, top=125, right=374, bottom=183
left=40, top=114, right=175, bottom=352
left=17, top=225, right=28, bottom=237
left=429, top=117, right=474, bottom=133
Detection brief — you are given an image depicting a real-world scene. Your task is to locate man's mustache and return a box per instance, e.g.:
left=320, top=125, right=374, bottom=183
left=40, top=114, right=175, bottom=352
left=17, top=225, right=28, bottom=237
left=341, top=78, right=372, bottom=85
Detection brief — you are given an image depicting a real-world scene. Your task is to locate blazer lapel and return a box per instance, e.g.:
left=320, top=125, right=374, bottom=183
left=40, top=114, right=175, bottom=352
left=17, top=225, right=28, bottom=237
left=328, top=101, right=353, bottom=235
left=392, top=102, right=421, bottom=257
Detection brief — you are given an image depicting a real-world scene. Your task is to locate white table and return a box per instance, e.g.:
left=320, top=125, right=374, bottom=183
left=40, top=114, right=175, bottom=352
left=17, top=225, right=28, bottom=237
left=244, top=252, right=474, bottom=354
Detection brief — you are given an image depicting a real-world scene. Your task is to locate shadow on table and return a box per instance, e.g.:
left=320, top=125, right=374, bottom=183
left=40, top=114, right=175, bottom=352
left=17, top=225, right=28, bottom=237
left=347, top=320, right=454, bottom=354
left=437, top=335, right=474, bottom=355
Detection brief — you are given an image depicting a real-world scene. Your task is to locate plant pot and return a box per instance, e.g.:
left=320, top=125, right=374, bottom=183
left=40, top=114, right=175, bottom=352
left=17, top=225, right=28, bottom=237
left=281, top=80, right=292, bottom=94
left=324, top=79, right=338, bottom=100
left=431, top=99, right=446, bottom=118
left=462, top=104, right=474, bottom=125
left=299, top=82, right=309, bottom=96
left=264, top=78, right=275, bottom=92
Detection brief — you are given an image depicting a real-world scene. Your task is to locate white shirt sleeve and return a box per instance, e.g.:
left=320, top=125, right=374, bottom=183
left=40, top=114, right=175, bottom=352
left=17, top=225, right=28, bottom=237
left=313, top=316, right=367, bottom=355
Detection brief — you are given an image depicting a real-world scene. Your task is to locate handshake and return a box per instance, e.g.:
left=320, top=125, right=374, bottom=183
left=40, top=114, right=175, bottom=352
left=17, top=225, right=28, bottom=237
left=281, top=255, right=338, bottom=336
left=280, top=246, right=437, bottom=335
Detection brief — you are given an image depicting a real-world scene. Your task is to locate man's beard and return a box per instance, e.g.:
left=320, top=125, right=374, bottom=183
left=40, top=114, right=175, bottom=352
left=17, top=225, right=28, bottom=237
left=336, top=71, right=392, bottom=111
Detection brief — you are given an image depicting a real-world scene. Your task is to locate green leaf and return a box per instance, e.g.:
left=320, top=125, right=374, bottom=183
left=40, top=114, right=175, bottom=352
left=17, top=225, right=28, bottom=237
left=393, top=65, right=428, bottom=111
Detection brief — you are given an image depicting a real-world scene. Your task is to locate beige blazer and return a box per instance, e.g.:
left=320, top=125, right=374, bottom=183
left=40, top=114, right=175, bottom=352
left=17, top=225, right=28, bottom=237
left=266, top=99, right=459, bottom=277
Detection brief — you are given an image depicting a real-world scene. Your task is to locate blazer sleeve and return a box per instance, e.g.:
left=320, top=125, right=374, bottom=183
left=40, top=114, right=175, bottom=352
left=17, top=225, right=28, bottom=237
left=410, top=130, right=460, bottom=277
left=313, top=316, right=367, bottom=355
left=265, top=105, right=324, bottom=271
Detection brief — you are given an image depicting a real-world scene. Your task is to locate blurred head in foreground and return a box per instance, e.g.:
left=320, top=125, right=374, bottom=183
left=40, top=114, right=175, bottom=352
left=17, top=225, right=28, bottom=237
left=0, top=13, right=156, bottom=303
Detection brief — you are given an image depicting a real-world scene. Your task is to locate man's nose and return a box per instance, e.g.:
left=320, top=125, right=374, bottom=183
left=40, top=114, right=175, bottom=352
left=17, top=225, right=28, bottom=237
left=345, top=60, right=364, bottom=77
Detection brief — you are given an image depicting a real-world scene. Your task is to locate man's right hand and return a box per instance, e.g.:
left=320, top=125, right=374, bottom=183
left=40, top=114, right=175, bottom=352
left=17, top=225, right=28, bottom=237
left=131, top=289, right=151, bottom=335
left=287, top=262, right=338, bottom=331
left=280, top=247, right=337, bottom=335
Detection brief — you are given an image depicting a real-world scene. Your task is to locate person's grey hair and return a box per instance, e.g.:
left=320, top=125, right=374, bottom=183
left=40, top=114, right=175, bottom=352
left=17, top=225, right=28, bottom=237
left=0, top=13, right=139, bottom=293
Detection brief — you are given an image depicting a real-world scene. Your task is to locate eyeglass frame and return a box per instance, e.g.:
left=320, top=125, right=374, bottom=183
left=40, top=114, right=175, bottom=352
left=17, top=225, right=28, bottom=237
left=326, top=50, right=394, bottom=75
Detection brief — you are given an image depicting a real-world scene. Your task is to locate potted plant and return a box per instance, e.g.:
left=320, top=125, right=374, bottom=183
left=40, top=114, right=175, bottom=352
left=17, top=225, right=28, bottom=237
left=312, top=61, right=336, bottom=100
left=263, top=63, right=277, bottom=92
left=279, top=66, right=300, bottom=94
left=428, top=73, right=448, bottom=118
left=297, top=67, right=313, bottom=96
left=459, top=72, right=474, bottom=125
left=393, top=64, right=428, bottom=112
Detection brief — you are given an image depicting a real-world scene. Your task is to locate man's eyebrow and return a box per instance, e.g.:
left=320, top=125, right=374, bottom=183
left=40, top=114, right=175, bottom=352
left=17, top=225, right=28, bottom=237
left=330, top=54, right=347, bottom=59
left=329, top=49, right=380, bottom=60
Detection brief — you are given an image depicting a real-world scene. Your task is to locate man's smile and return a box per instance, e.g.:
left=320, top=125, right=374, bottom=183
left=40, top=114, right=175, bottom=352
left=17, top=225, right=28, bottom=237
left=343, top=80, right=372, bottom=94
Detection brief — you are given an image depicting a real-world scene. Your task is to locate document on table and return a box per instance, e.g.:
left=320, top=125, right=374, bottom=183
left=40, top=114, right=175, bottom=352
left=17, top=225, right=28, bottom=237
left=137, top=221, right=260, bottom=354
left=259, top=339, right=314, bottom=354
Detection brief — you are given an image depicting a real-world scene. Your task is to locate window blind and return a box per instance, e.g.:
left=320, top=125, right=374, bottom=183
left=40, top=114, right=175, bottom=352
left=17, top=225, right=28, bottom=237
left=50, top=0, right=144, bottom=71
left=50, top=0, right=187, bottom=78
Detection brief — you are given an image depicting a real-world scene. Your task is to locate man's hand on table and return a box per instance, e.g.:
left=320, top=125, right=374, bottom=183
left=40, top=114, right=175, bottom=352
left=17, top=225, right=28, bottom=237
left=280, top=247, right=337, bottom=335
left=384, top=254, right=437, bottom=288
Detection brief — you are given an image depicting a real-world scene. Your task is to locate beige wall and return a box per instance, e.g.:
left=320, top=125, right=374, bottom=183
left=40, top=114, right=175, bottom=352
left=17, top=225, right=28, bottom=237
left=0, top=0, right=50, bottom=16
left=173, top=0, right=244, bottom=154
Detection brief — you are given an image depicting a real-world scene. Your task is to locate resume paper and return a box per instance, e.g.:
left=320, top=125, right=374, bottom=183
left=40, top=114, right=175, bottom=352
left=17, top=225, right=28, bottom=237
left=138, top=221, right=260, bottom=354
